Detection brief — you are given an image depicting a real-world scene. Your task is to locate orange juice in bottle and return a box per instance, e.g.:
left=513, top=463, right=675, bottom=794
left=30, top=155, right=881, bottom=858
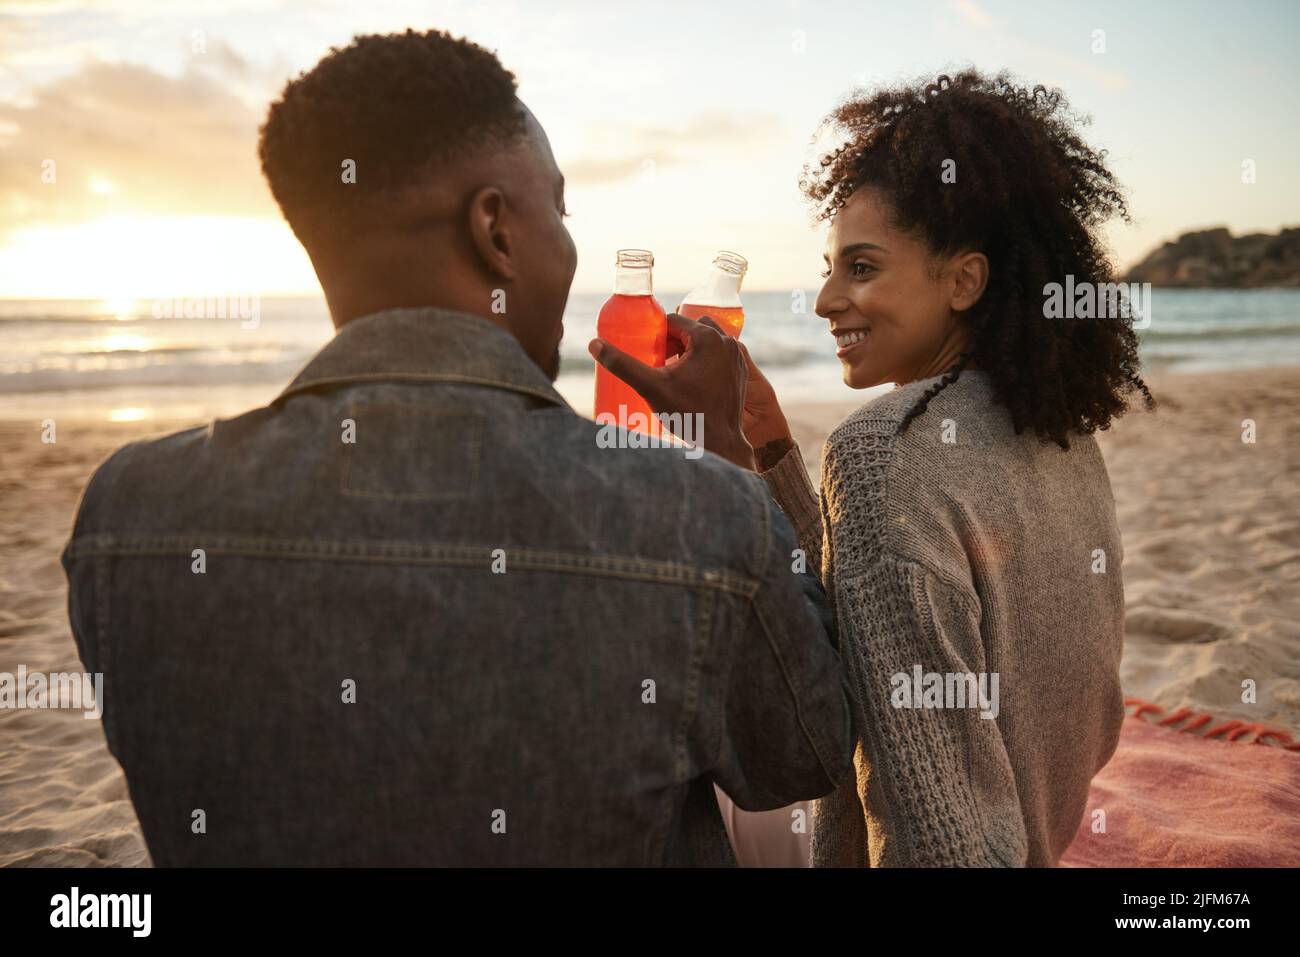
left=677, top=251, right=747, bottom=338
left=594, top=249, right=667, bottom=436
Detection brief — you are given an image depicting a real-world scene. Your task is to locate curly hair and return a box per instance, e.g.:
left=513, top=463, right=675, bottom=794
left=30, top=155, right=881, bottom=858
left=800, top=69, right=1153, bottom=448
left=259, top=29, right=528, bottom=246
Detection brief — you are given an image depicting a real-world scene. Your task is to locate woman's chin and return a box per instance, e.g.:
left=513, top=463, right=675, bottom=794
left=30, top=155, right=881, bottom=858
left=841, top=362, right=882, bottom=390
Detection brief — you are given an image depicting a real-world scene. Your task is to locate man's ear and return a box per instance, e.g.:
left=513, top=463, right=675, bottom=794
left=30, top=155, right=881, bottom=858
left=466, top=185, right=517, bottom=281
left=950, top=250, right=989, bottom=312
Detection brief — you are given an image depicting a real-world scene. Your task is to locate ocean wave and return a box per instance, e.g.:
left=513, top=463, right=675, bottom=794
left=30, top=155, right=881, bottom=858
left=0, top=357, right=308, bottom=394
left=1140, top=322, right=1300, bottom=340
left=3, top=288, right=1297, bottom=396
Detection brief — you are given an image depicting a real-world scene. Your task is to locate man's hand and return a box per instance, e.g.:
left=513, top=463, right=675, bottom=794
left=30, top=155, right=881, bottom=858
left=589, top=313, right=756, bottom=470
left=737, top=340, right=793, bottom=457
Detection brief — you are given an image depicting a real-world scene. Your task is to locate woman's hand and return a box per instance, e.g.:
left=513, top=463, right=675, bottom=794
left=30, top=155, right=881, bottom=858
left=589, top=313, right=756, bottom=470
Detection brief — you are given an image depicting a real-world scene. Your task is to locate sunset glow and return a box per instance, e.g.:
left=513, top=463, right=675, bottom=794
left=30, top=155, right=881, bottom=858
left=0, top=1, right=1296, bottom=298
left=0, top=217, right=317, bottom=300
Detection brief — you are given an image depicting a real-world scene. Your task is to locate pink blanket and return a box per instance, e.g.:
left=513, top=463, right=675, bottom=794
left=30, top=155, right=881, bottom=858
left=1060, top=702, right=1300, bottom=867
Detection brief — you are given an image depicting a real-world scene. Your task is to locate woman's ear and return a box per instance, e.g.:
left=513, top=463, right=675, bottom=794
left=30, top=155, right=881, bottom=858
left=466, top=185, right=517, bottom=281
left=950, top=251, right=989, bottom=312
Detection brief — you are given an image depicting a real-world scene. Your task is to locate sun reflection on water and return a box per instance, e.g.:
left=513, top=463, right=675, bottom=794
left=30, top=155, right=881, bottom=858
left=99, top=333, right=150, bottom=352
left=107, top=407, right=148, bottom=422
left=100, top=297, right=136, bottom=321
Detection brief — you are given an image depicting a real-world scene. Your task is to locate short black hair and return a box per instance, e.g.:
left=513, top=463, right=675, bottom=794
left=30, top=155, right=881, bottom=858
left=258, top=29, right=527, bottom=245
left=802, top=70, right=1153, bottom=448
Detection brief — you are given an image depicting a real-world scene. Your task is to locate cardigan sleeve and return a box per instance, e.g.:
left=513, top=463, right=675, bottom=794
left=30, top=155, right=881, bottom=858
left=758, top=441, right=824, bottom=581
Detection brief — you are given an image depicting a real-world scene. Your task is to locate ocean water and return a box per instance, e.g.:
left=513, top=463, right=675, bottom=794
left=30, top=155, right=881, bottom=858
left=1, top=289, right=1297, bottom=422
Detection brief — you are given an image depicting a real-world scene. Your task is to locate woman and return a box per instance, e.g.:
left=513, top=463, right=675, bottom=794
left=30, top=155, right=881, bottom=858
left=592, top=70, right=1153, bottom=866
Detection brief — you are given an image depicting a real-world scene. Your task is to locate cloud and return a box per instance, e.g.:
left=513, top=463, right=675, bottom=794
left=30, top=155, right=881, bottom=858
left=0, top=42, right=783, bottom=238
left=562, top=111, right=786, bottom=187
left=0, top=57, right=274, bottom=237
left=951, top=0, right=994, bottom=28
left=942, top=0, right=1129, bottom=93
left=563, top=155, right=657, bottom=186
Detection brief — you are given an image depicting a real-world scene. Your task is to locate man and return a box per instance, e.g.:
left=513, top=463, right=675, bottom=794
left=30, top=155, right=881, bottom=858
left=62, top=29, right=851, bottom=865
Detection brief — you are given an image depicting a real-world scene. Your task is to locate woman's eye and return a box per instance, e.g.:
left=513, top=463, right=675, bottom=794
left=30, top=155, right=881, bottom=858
left=851, top=261, right=874, bottom=278
left=819, top=267, right=831, bottom=279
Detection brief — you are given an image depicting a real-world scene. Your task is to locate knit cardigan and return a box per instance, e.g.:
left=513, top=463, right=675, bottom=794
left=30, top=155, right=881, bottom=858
left=760, top=370, right=1125, bottom=867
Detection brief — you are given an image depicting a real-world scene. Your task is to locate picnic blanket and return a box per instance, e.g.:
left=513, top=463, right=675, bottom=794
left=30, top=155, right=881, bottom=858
left=1059, top=698, right=1300, bottom=867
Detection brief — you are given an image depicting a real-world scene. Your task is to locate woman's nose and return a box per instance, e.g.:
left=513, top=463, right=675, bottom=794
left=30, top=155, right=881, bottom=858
left=814, top=284, right=844, bottom=321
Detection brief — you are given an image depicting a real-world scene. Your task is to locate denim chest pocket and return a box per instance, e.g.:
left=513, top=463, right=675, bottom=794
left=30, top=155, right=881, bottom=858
left=340, top=402, right=482, bottom=501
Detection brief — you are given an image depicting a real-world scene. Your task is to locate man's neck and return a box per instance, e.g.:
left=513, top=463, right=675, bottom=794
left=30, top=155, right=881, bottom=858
left=323, top=275, right=500, bottom=332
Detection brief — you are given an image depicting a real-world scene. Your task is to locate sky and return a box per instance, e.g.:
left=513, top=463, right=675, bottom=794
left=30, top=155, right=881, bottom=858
left=0, top=0, right=1297, bottom=298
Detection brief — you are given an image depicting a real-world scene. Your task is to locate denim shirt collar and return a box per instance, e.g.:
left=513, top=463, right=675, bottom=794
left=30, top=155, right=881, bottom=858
left=275, top=306, right=569, bottom=408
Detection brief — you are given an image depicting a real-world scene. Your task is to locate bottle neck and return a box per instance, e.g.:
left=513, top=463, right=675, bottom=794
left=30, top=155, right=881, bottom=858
left=614, top=266, right=654, bottom=296
left=682, top=265, right=742, bottom=307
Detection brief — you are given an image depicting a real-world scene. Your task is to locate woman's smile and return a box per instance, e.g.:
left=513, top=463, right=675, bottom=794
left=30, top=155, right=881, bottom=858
left=833, top=326, right=871, bottom=358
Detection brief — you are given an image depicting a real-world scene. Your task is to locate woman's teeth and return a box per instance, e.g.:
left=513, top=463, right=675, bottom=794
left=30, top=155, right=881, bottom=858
left=836, top=330, right=868, bottom=349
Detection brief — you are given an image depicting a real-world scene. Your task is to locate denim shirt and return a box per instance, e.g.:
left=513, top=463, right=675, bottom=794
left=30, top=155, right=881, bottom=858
left=62, top=307, right=852, bottom=866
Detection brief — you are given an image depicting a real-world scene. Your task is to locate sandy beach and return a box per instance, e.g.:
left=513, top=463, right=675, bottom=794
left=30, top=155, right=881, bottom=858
left=1, top=365, right=1297, bottom=867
